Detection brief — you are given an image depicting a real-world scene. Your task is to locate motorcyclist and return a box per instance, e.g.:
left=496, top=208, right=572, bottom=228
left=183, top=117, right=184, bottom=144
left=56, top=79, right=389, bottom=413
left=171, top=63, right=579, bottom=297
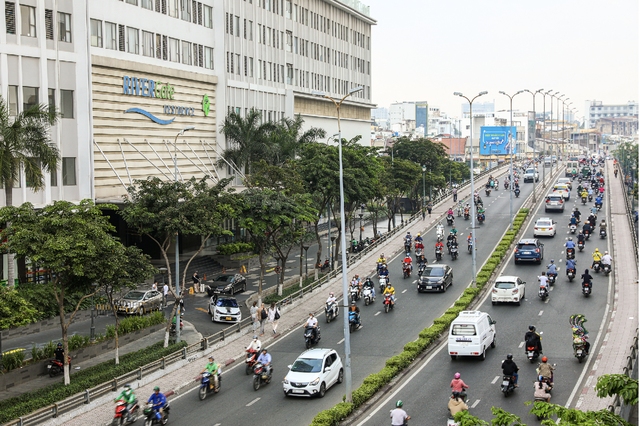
left=382, top=283, right=396, bottom=306
left=326, top=292, right=338, bottom=317
left=565, top=237, right=575, bottom=252
left=588, top=213, right=597, bottom=228
left=587, top=187, right=594, bottom=199
left=54, top=342, right=64, bottom=363
left=256, top=348, right=272, bottom=376
left=534, top=379, right=552, bottom=402
left=592, top=248, right=603, bottom=268
left=547, top=260, right=557, bottom=278
left=404, top=232, right=412, bottom=246
left=595, top=195, right=603, bottom=207
left=450, top=225, right=458, bottom=236
left=569, top=215, right=578, bottom=226
left=598, top=185, right=605, bottom=196
left=390, top=400, right=410, bottom=426
left=525, top=325, right=543, bottom=354
left=200, top=356, right=220, bottom=391
left=147, top=386, right=167, bottom=421
left=416, top=252, right=427, bottom=266
left=414, top=233, right=423, bottom=244
left=448, top=392, right=469, bottom=417
left=447, top=207, right=454, bottom=217
left=537, top=356, right=555, bottom=385
left=582, top=221, right=592, bottom=236
left=538, top=271, right=549, bottom=295
left=581, top=269, right=593, bottom=288
left=446, top=232, right=457, bottom=253
left=305, top=312, right=319, bottom=341
left=463, top=204, right=470, bottom=217
left=599, top=219, right=607, bottom=234
left=577, top=231, right=586, bottom=245
left=349, top=302, right=361, bottom=328
left=580, top=188, right=588, bottom=200
left=566, top=258, right=577, bottom=275
left=363, top=277, right=376, bottom=301
left=379, top=264, right=389, bottom=281
left=450, top=372, right=469, bottom=395
left=402, top=253, right=413, bottom=272
left=435, top=240, right=444, bottom=258
left=573, top=207, right=582, bottom=222
left=377, top=253, right=387, bottom=265
left=467, top=233, right=473, bottom=248
left=114, top=384, right=137, bottom=422
left=501, top=354, right=519, bottom=387
left=601, top=251, right=612, bottom=268
left=246, top=335, right=262, bottom=353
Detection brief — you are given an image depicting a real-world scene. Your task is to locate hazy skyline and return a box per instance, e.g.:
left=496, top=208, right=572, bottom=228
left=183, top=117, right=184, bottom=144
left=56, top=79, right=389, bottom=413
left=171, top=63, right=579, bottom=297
left=366, top=0, right=638, bottom=122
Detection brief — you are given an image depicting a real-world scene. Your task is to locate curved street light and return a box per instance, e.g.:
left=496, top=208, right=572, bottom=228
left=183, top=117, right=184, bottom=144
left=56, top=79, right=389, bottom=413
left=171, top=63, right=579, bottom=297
left=499, top=90, right=524, bottom=230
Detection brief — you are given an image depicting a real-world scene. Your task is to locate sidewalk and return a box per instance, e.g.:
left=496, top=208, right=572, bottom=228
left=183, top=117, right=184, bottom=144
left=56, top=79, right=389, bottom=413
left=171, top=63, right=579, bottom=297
left=51, top=167, right=513, bottom=426
left=573, top=160, right=638, bottom=418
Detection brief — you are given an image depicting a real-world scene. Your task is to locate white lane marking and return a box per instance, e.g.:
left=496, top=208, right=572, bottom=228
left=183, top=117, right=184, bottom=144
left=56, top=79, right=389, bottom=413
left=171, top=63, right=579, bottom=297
left=246, top=397, right=261, bottom=406
left=545, top=298, right=550, bottom=304
left=518, top=341, right=525, bottom=348
left=538, top=310, right=544, bottom=316
left=375, top=311, right=381, bottom=316
left=471, top=399, right=481, bottom=408
left=337, top=338, right=345, bottom=344
left=491, top=376, right=500, bottom=384
left=402, top=289, right=408, bottom=293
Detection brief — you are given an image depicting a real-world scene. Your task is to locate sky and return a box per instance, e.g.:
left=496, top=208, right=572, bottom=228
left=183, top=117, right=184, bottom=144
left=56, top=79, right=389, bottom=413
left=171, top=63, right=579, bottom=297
left=365, top=0, right=638, bottom=121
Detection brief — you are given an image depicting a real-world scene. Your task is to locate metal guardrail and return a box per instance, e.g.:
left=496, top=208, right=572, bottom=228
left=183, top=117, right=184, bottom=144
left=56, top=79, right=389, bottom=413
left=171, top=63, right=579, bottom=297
left=620, top=180, right=638, bottom=262
left=5, top=164, right=513, bottom=426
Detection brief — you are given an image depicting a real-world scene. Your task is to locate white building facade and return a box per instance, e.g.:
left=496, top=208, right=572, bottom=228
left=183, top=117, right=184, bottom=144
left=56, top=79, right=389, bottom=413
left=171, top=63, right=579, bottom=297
left=586, top=100, right=638, bottom=129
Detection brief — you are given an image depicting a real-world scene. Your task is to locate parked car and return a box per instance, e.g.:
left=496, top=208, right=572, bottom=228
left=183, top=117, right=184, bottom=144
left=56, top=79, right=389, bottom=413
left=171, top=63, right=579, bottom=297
left=491, top=275, right=526, bottom=305
left=116, top=290, right=163, bottom=315
left=206, top=274, right=247, bottom=296
left=283, top=348, right=344, bottom=398
left=208, top=296, right=242, bottom=323
left=514, top=238, right=544, bottom=264
left=545, top=194, right=565, bottom=212
left=533, top=218, right=557, bottom=237
left=417, top=264, right=453, bottom=293
left=523, top=168, right=539, bottom=183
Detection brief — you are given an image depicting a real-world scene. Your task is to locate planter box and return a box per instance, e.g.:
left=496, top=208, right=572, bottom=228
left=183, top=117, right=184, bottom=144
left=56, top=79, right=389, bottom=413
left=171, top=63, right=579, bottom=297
left=212, top=253, right=259, bottom=271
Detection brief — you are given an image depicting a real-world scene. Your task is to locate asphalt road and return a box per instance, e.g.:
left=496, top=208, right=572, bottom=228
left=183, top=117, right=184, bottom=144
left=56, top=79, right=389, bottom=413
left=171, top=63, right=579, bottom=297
left=162, top=171, right=537, bottom=425
left=354, top=178, right=611, bottom=425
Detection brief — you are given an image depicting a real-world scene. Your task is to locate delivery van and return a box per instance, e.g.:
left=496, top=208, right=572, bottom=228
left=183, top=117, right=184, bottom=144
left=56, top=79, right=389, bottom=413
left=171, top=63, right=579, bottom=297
left=448, top=310, right=497, bottom=360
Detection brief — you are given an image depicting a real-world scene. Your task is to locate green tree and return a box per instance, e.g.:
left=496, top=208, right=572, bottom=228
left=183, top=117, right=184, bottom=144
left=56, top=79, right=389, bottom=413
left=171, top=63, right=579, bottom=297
left=595, top=374, right=638, bottom=406
left=0, top=96, right=60, bottom=288
left=120, top=176, right=239, bottom=347
left=0, top=287, right=40, bottom=329
left=266, top=115, right=326, bottom=165
left=218, top=108, right=276, bottom=175
left=0, top=200, right=149, bottom=385
left=379, top=156, right=421, bottom=228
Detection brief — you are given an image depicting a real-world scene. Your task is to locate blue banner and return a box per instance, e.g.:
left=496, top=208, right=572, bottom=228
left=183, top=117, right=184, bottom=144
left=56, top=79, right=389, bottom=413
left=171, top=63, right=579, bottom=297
left=480, top=126, right=517, bottom=155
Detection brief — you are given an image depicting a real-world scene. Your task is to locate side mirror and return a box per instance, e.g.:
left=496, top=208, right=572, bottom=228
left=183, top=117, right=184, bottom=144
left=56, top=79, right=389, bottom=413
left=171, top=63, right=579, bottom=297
left=490, top=320, right=497, bottom=325
left=287, top=365, right=292, bottom=369
left=324, top=366, right=332, bottom=373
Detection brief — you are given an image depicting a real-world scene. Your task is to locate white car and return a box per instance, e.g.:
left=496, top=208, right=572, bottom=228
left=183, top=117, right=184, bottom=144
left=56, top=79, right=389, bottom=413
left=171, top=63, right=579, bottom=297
left=557, top=177, right=573, bottom=190
left=491, top=275, right=526, bottom=305
left=552, top=184, right=571, bottom=200
left=208, top=296, right=242, bottom=323
left=533, top=218, right=557, bottom=237
left=283, top=348, right=343, bottom=398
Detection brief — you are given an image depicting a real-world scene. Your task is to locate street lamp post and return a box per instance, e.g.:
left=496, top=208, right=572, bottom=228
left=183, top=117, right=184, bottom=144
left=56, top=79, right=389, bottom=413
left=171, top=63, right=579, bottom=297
left=448, top=123, right=452, bottom=187
left=524, top=89, right=544, bottom=202
left=454, top=91, right=487, bottom=287
left=499, top=90, right=524, bottom=230
left=541, top=90, right=553, bottom=187
left=358, top=205, right=364, bottom=243
left=90, top=283, right=97, bottom=342
left=302, top=244, right=310, bottom=277
left=422, top=165, right=427, bottom=210
left=173, top=125, right=195, bottom=342
left=556, top=94, right=567, bottom=162
left=312, top=86, right=363, bottom=403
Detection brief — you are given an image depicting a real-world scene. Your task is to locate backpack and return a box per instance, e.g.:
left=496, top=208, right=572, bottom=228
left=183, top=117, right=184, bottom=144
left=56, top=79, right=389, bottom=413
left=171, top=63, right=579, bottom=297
left=261, top=308, right=268, bottom=320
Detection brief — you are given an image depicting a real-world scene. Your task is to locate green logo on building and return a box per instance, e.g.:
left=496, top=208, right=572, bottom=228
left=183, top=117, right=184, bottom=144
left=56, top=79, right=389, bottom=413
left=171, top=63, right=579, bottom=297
left=202, top=95, right=210, bottom=117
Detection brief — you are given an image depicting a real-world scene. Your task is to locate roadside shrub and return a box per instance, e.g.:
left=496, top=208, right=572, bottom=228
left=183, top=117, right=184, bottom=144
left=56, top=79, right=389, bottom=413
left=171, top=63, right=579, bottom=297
left=352, top=383, right=378, bottom=407
left=217, top=242, right=255, bottom=255
left=1, top=349, right=25, bottom=372
left=68, top=334, right=90, bottom=351
left=434, top=313, right=457, bottom=327
left=386, top=351, right=415, bottom=370
left=42, top=341, right=56, bottom=359
left=463, top=287, right=479, bottom=297
left=31, top=344, right=45, bottom=362
left=105, top=324, right=116, bottom=339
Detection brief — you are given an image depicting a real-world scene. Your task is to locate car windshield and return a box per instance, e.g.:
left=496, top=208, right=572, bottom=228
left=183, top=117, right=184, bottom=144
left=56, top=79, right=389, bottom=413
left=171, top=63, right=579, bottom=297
left=215, top=275, right=233, bottom=283
left=123, top=291, right=145, bottom=300
left=526, top=169, right=535, bottom=174
left=518, top=244, right=537, bottom=250
left=424, top=267, right=444, bottom=277
left=216, top=298, right=239, bottom=308
left=290, top=358, right=323, bottom=373
left=537, top=221, right=552, bottom=227
left=548, top=196, right=562, bottom=201
left=495, top=281, right=515, bottom=289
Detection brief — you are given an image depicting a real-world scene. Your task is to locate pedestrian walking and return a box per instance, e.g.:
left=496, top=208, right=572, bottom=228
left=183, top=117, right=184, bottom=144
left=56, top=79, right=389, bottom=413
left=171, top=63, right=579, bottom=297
left=152, top=281, right=158, bottom=292
left=453, top=187, right=458, bottom=202
left=250, top=301, right=259, bottom=333
left=192, top=271, right=200, bottom=294
left=268, top=302, right=280, bottom=334
left=422, top=209, right=426, bottom=220
left=162, top=283, right=169, bottom=308
left=259, top=303, right=268, bottom=335
left=427, top=202, right=433, bottom=216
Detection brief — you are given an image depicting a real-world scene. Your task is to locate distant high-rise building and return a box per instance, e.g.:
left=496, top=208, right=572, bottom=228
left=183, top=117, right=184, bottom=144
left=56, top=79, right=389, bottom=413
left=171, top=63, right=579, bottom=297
left=586, top=100, right=638, bottom=129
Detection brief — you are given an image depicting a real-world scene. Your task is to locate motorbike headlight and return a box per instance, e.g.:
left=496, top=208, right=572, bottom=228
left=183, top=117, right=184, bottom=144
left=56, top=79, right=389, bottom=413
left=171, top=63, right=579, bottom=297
left=310, top=377, right=320, bottom=386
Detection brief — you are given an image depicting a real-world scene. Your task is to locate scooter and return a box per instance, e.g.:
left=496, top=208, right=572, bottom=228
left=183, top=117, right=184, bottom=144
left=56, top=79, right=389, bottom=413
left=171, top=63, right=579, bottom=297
left=599, top=229, right=606, bottom=239
left=252, top=362, right=272, bottom=391
left=417, top=263, right=426, bottom=277
left=383, top=294, right=394, bottom=313
left=198, top=370, right=222, bottom=400
left=477, top=213, right=485, bottom=224
left=464, top=210, right=470, bottom=220
left=567, top=268, right=576, bottom=282
left=566, top=247, right=575, bottom=259
left=402, top=262, right=411, bottom=279
left=582, top=280, right=592, bottom=297
left=113, top=399, right=139, bottom=426
left=578, top=240, right=585, bottom=252
left=435, top=247, right=443, bottom=262
left=142, top=401, right=170, bottom=426
left=48, top=357, right=71, bottom=377
left=446, top=215, right=455, bottom=226
left=569, top=224, right=577, bottom=234
left=467, top=241, right=473, bottom=254
left=526, top=346, right=540, bottom=363
left=436, top=223, right=445, bottom=240
left=404, top=241, right=412, bottom=253
left=245, top=348, right=259, bottom=375
left=350, top=285, right=361, bottom=303
left=379, top=276, right=388, bottom=294
left=348, top=311, right=361, bottom=333
left=602, top=263, right=611, bottom=275
left=593, top=261, right=601, bottom=273
left=514, top=188, right=520, bottom=198
left=485, top=188, right=491, bottom=197
left=501, top=374, right=516, bottom=397
left=304, top=325, right=321, bottom=348
left=573, top=340, right=589, bottom=363
left=363, top=286, right=374, bottom=306
left=588, top=194, right=593, bottom=202
left=325, top=301, right=339, bottom=323
left=450, top=245, right=459, bottom=261
left=548, top=273, right=557, bottom=286
left=582, top=196, right=587, bottom=205
left=538, top=285, right=549, bottom=301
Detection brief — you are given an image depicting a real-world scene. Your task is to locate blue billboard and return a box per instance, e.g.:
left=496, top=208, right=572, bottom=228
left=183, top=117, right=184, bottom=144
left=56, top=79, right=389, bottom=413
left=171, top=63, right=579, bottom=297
left=480, top=126, right=517, bottom=155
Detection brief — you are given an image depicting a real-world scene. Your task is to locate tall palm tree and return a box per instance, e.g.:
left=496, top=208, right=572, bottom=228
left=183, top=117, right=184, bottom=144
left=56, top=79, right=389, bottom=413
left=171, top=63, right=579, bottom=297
left=268, top=115, right=326, bottom=164
left=0, top=96, right=60, bottom=288
left=218, top=108, right=276, bottom=175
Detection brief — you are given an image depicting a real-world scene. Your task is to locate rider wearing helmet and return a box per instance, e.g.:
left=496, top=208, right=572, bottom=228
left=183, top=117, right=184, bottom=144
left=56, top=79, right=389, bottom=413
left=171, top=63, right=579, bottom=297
left=601, top=250, right=612, bottom=267
left=349, top=301, right=361, bottom=328
left=577, top=230, right=586, bottom=244
left=414, top=233, right=423, bottom=243
left=547, top=259, right=557, bottom=277
left=147, top=386, right=167, bottom=421
left=114, top=384, right=137, bottom=422
left=54, top=342, right=65, bottom=363
left=390, top=400, right=410, bottom=426
left=201, top=356, right=220, bottom=391
left=501, top=354, right=519, bottom=386
left=538, top=356, right=555, bottom=385
left=383, top=283, right=396, bottom=305
left=565, top=237, right=575, bottom=249
left=450, top=372, right=469, bottom=394
left=524, top=325, right=543, bottom=354
left=592, top=248, right=603, bottom=268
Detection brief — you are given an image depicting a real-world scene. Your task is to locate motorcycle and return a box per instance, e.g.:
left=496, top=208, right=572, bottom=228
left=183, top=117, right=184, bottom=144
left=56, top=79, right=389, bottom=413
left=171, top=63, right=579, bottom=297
left=602, top=263, right=611, bottom=275
left=113, top=399, right=139, bottom=426
left=363, top=286, right=374, bottom=306
left=436, top=224, right=445, bottom=240
left=485, top=188, right=491, bottom=197
left=578, top=240, right=585, bottom=252
left=566, top=247, right=575, bottom=259
left=477, top=213, right=485, bottom=224
left=417, top=263, right=426, bottom=277
left=584, top=229, right=591, bottom=240
left=48, top=356, right=71, bottom=377
left=569, top=224, right=577, bottom=234
left=593, top=261, right=601, bottom=273
left=404, top=240, right=412, bottom=253
left=514, top=188, right=520, bottom=198
left=383, top=293, right=394, bottom=313
left=463, top=210, right=470, bottom=220
left=379, top=276, right=388, bottom=294
left=526, top=346, right=540, bottom=363
left=245, top=348, right=259, bottom=374
left=325, top=301, right=339, bottom=323
left=588, top=194, right=593, bottom=202
left=349, top=285, right=361, bottom=303
left=567, top=268, right=576, bottom=282
left=573, top=340, right=589, bottom=363
left=199, top=370, right=221, bottom=400
left=547, top=273, right=557, bottom=286
left=252, top=362, right=272, bottom=391
left=349, top=311, right=361, bottom=333
left=596, top=202, right=602, bottom=211
left=501, top=374, right=516, bottom=397
left=582, top=280, right=592, bottom=297
left=402, top=262, right=411, bottom=279
left=446, top=215, right=455, bottom=226
left=538, top=285, right=549, bottom=301
left=504, top=181, right=509, bottom=190
left=581, top=196, right=587, bottom=205
left=467, top=241, right=473, bottom=254
left=450, top=245, right=458, bottom=260
left=435, top=247, right=443, bottom=262
left=143, top=402, right=170, bottom=426
left=304, top=325, right=321, bottom=348
left=457, top=206, right=464, bottom=217
left=599, top=229, right=606, bottom=239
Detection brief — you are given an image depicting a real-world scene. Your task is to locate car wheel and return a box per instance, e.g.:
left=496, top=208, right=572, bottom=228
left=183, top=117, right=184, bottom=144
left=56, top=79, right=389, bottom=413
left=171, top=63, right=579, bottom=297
left=230, top=287, right=235, bottom=296
left=318, top=382, right=326, bottom=398
left=337, top=368, right=344, bottom=384
left=492, top=301, right=497, bottom=306
left=481, top=347, right=487, bottom=360
left=211, top=316, right=215, bottom=322
left=451, top=355, right=457, bottom=361
left=491, top=336, right=496, bottom=348
left=242, top=282, right=246, bottom=292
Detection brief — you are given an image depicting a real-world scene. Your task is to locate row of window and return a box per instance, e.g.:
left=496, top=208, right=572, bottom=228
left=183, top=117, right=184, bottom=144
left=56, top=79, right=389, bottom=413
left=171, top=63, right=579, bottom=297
left=12, top=157, right=77, bottom=187
left=7, top=85, right=74, bottom=119
left=122, top=0, right=214, bottom=29
left=5, top=2, right=72, bottom=42
left=227, top=106, right=285, bottom=124
left=90, top=19, right=214, bottom=69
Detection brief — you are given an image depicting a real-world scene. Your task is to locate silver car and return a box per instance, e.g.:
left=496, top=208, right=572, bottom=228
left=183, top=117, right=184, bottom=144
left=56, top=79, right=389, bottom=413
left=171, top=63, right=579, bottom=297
left=116, top=290, right=163, bottom=315
left=544, top=194, right=565, bottom=212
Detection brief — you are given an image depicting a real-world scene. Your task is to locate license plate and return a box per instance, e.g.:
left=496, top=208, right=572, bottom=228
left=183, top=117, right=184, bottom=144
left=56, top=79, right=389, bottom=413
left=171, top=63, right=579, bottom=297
left=47, top=365, right=51, bottom=369
left=426, top=286, right=432, bottom=289
left=524, top=251, right=531, bottom=255
left=292, top=389, right=304, bottom=394
left=502, top=380, right=510, bottom=386
left=577, top=350, right=582, bottom=355
left=225, top=317, right=232, bottom=321
left=527, top=352, right=534, bottom=357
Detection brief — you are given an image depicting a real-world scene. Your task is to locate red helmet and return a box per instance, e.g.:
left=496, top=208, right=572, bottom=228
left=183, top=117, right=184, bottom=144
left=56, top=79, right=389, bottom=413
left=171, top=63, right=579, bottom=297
left=541, top=356, right=548, bottom=363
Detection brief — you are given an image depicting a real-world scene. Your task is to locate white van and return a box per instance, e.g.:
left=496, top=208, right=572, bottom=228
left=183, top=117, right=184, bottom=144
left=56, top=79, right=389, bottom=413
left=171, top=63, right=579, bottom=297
left=447, top=311, right=497, bottom=360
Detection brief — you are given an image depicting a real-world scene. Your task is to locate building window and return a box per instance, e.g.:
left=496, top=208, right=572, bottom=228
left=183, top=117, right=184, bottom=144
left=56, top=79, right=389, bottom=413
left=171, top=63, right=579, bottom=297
left=5, top=1, right=16, bottom=34
left=20, top=5, right=36, bottom=37
left=60, top=90, right=73, bottom=118
left=127, top=27, right=139, bottom=54
left=47, top=88, right=55, bottom=113
left=234, top=15, right=240, bottom=36
left=22, top=87, right=38, bottom=112
left=181, top=41, right=192, bottom=64
left=62, top=157, right=76, bottom=186
left=168, top=37, right=179, bottom=61
left=142, top=31, right=154, bottom=56
left=180, top=0, right=191, bottom=21
left=204, top=46, right=213, bottom=69
left=105, top=22, right=117, bottom=49
left=90, top=19, right=102, bottom=47
left=169, top=0, right=179, bottom=17
left=249, top=57, right=254, bottom=77
left=285, top=0, right=291, bottom=18
left=45, top=9, right=53, bottom=39
left=141, top=0, right=154, bottom=9
left=8, top=85, right=18, bottom=115
left=286, top=31, right=292, bottom=52
left=286, top=63, right=293, bottom=84
left=236, top=53, right=240, bottom=74
left=58, top=12, right=71, bottom=42
left=126, top=0, right=138, bottom=4
left=203, top=4, right=212, bottom=28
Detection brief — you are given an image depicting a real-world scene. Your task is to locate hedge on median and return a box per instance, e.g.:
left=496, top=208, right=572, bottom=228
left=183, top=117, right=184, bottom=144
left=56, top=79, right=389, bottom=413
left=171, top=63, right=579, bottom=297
left=310, top=208, right=530, bottom=426
left=0, top=340, right=188, bottom=424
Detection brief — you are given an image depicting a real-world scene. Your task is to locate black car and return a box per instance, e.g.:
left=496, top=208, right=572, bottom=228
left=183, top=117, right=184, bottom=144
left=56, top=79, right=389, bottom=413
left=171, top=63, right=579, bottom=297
left=206, top=273, right=247, bottom=296
left=417, top=264, right=453, bottom=293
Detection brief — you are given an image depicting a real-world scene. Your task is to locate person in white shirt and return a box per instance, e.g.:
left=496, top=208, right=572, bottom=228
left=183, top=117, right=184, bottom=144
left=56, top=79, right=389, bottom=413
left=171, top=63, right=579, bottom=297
left=152, top=281, right=158, bottom=292
left=601, top=251, right=613, bottom=266
left=390, top=400, right=410, bottom=426
left=162, top=283, right=169, bottom=308
left=305, top=313, right=319, bottom=341
left=246, top=335, right=262, bottom=353
left=538, top=272, right=549, bottom=296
